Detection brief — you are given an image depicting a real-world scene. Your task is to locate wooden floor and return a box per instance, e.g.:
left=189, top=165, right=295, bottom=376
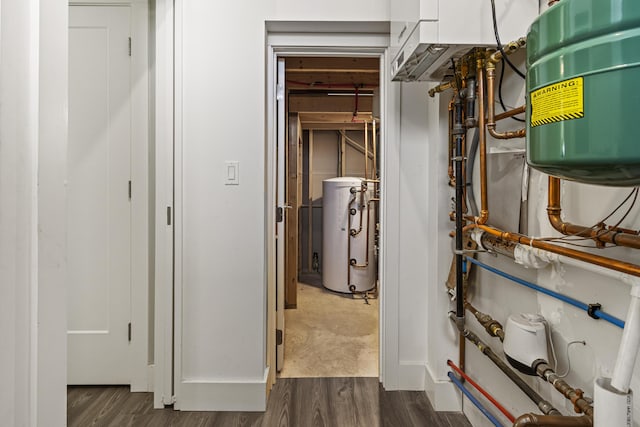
left=68, top=378, right=471, bottom=427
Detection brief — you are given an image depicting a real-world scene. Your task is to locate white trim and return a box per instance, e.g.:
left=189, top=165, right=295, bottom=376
left=380, top=51, right=401, bottom=390
left=172, top=0, right=184, bottom=408
left=424, top=363, right=462, bottom=411
left=266, top=28, right=400, bottom=392
left=153, top=0, right=174, bottom=408
left=398, top=361, right=426, bottom=391
left=175, top=368, right=270, bottom=412
left=129, top=0, right=151, bottom=393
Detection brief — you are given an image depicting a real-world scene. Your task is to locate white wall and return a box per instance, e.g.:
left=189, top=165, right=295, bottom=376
left=172, top=0, right=441, bottom=411
left=417, top=31, right=640, bottom=427
left=0, top=0, right=67, bottom=425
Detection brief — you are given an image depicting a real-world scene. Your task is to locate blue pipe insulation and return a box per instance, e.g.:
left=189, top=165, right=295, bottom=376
left=448, top=371, right=505, bottom=427
left=466, top=256, right=625, bottom=329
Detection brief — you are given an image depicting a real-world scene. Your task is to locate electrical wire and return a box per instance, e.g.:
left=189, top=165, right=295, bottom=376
left=466, top=256, right=625, bottom=329
left=539, top=187, right=639, bottom=247
left=489, top=0, right=525, bottom=79
left=556, top=340, right=587, bottom=378
left=448, top=371, right=505, bottom=427
left=498, top=58, right=525, bottom=123
left=448, top=360, right=516, bottom=423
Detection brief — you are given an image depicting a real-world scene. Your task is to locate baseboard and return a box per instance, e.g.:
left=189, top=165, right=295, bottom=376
left=398, top=361, right=426, bottom=390
left=424, top=364, right=462, bottom=411
left=175, top=367, right=269, bottom=411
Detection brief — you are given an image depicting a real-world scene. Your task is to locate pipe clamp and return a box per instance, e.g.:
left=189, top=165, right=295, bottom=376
left=588, top=303, right=602, bottom=320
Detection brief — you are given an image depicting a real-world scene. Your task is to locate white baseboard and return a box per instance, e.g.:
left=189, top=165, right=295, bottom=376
left=424, top=364, right=462, bottom=411
left=175, top=367, right=269, bottom=411
left=398, top=361, right=426, bottom=390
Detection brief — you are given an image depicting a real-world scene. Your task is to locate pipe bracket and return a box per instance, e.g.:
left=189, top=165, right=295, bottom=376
left=588, top=303, right=602, bottom=320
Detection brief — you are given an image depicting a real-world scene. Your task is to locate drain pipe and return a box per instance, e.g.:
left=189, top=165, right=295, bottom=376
left=594, top=283, right=640, bottom=427
left=452, top=91, right=467, bottom=370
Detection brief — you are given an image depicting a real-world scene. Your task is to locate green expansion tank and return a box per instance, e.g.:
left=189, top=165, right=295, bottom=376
left=526, top=0, right=640, bottom=186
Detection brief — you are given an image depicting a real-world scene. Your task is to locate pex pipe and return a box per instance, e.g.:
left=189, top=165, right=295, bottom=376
left=448, top=371, right=505, bottom=427
left=465, top=256, right=625, bottom=329
left=448, top=360, right=515, bottom=423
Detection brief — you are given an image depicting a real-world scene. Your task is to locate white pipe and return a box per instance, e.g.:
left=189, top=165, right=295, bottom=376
left=612, top=285, right=640, bottom=392
left=594, top=377, right=632, bottom=427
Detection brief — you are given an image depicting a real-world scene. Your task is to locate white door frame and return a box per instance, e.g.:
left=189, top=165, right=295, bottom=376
left=153, top=16, right=404, bottom=406
left=69, top=0, right=151, bottom=392
left=265, top=29, right=403, bottom=390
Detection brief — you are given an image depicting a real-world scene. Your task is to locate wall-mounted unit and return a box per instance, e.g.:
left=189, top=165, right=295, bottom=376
left=390, top=0, right=538, bottom=81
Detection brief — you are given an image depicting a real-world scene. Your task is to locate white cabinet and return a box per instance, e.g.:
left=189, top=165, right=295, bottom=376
left=390, top=0, right=539, bottom=81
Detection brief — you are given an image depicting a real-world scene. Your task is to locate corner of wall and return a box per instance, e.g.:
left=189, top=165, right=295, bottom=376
left=424, top=363, right=462, bottom=412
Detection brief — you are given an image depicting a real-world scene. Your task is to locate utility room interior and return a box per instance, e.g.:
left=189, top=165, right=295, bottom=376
left=278, top=56, right=382, bottom=379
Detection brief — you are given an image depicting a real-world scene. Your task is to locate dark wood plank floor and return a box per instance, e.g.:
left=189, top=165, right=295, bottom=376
left=68, top=377, right=471, bottom=427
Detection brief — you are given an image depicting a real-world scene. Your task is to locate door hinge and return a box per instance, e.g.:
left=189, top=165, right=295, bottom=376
left=276, top=329, right=283, bottom=346
left=167, top=206, right=172, bottom=225
left=276, top=206, right=283, bottom=223
left=276, top=83, right=284, bottom=101
left=128, top=322, right=132, bottom=341
left=128, top=180, right=132, bottom=200
left=128, top=37, right=132, bottom=56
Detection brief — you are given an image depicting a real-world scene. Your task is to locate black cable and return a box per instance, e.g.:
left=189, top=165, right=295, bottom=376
left=489, top=0, right=525, bottom=79
left=498, top=58, right=525, bottom=123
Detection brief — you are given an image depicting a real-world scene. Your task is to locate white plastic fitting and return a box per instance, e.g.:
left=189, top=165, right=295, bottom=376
left=594, top=377, right=632, bottom=427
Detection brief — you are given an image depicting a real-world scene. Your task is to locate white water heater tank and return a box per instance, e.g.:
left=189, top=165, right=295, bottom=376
left=322, top=177, right=376, bottom=293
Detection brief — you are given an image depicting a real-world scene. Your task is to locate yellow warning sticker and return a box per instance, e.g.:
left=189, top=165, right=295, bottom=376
left=530, top=77, right=584, bottom=127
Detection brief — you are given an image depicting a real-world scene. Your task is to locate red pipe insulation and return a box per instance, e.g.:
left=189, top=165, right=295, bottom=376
left=447, top=359, right=516, bottom=423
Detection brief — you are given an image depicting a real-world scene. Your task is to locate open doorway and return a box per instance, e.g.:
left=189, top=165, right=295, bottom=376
left=277, top=56, right=381, bottom=378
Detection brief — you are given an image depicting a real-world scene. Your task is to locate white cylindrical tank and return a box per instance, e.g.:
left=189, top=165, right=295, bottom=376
left=322, top=177, right=376, bottom=293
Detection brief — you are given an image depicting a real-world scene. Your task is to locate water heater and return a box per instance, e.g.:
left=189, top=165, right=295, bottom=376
left=322, top=177, right=376, bottom=293
left=527, top=0, right=640, bottom=186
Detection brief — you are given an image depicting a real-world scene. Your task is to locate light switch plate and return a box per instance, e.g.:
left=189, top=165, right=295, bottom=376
left=225, top=161, right=239, bottom=185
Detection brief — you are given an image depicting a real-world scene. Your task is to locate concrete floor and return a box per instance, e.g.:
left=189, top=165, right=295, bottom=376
left=279, top=280, right=379, bottom=378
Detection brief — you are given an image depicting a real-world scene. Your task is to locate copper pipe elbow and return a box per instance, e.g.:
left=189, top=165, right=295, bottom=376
left=513, top=414, right=592, bottom=427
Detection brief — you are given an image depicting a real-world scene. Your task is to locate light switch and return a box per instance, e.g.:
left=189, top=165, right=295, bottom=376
left=225, top=161, right=239, bottom=185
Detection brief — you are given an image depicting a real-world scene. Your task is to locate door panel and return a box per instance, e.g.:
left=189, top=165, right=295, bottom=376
left=276, top=58, right=286, bottom=371
left=67, top=5, right=131, bottom=385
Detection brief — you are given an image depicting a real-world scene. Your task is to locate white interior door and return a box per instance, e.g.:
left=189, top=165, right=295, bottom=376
left=67, top=5, right=132, bottom=385
left=276, top=58, right=286, bottom=371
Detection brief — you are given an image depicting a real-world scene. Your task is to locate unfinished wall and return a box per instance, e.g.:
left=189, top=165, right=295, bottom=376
left=299, top=129, right=374, bottom=274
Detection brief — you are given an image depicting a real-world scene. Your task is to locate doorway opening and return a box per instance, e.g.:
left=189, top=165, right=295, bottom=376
left=277, top=56, right=382, bottom=378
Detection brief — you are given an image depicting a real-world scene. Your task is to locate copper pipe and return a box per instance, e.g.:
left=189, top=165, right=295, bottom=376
left=347, top=195, right=357, bottom=286
left=487, top=37, right=527, bottom=65
left=548, top=176, right=640, bottom=249
left=372, top=119, right=377, bottom=180
left=495, top=104, right=525, bottom=121
left=465, top=302, right=505, bottom=341
left=473, top=224, right=640, bottom=277
left=364, top=121, right=369, bottom=181
left=536, top=362, right=594, bottom=417
left=513, top=414, right=592, bottom=427
left=476, top=58, right=489, bottom=224
left=352, top=198, right=379, bottom=269
left=428, top=80, right=455, bottom=97
left=459, top=331, right=466, bottom=373
left=486, top=61, right=525, bottom=140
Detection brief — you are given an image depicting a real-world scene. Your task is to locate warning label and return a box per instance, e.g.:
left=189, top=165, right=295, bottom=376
left=530, top=77, right=584, bottom=127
